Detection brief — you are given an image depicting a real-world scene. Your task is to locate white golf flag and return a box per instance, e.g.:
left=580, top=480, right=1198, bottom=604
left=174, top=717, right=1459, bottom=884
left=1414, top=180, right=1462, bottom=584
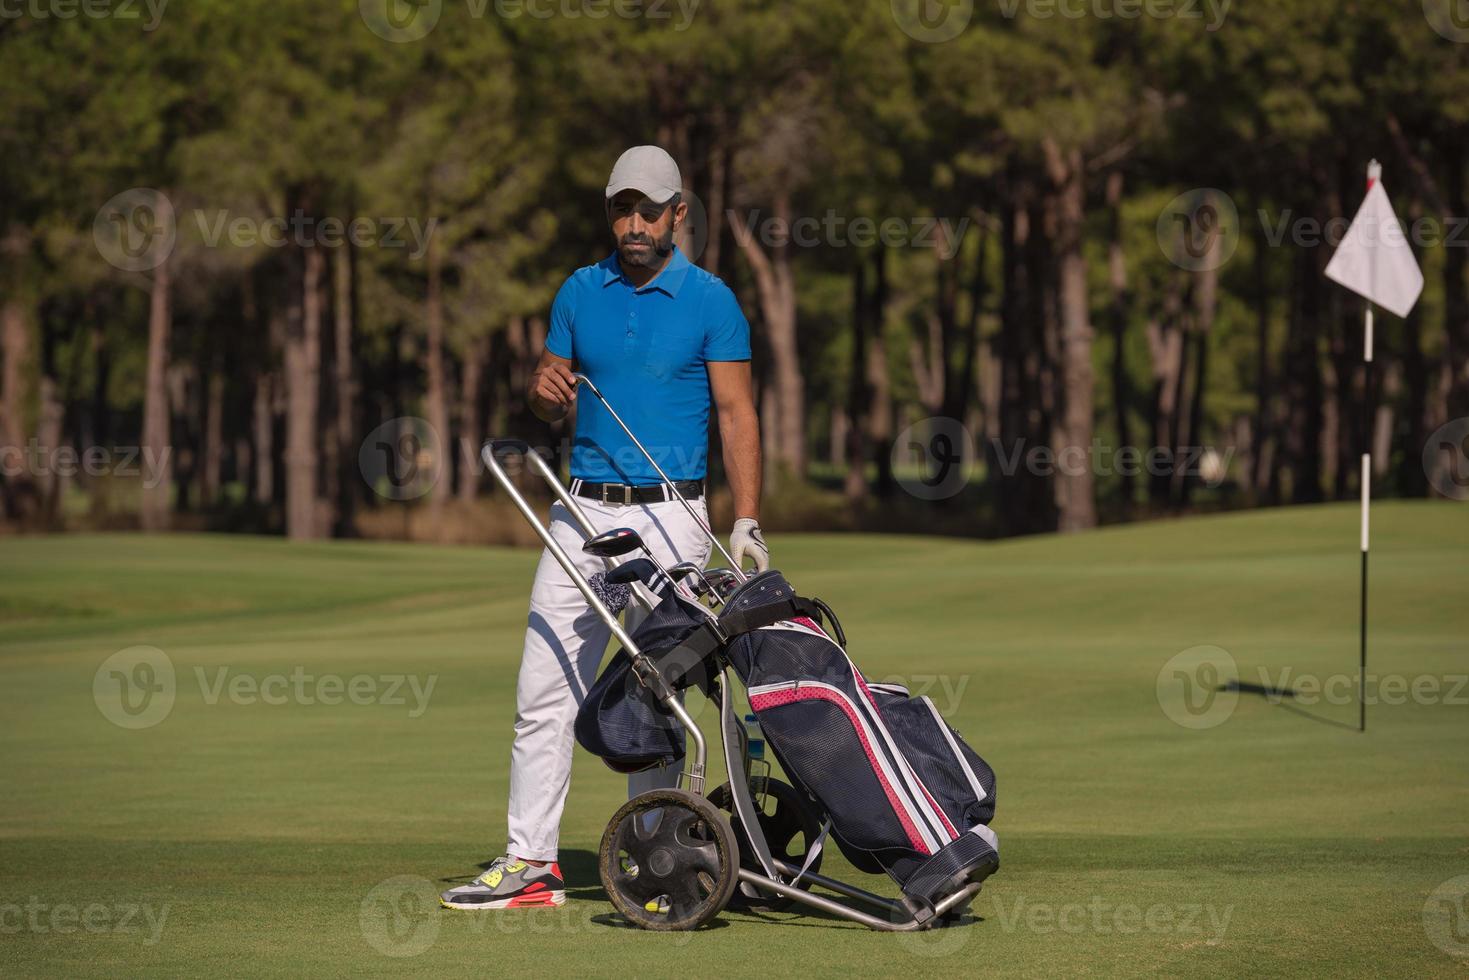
left=1324, top=178, right=1424, bottom=318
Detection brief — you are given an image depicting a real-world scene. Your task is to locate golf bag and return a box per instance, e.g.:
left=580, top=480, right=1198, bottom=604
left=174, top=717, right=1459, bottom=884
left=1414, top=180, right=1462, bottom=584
left=574, top=579, right=721, bottom=773
left=576, top=565, right=999, bottom=911
left=717, top=571, right=999, bottom=910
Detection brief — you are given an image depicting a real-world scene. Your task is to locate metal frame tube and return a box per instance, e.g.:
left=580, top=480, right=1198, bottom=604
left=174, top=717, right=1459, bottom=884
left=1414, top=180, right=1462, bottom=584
left=481, top=441, right=706, bottom=788
left=572, top=373, right=745, bottom=579
left=735, top=870, right=984, bottom=932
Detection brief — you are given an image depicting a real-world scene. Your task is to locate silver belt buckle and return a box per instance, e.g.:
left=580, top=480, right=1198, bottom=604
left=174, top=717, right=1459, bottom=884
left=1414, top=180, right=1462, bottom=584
left=602, top=483, right=632, bottom=506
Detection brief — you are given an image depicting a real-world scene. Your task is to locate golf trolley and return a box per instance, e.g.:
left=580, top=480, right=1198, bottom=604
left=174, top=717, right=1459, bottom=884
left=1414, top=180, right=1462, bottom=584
left=482, top=374, right=998, bottom=932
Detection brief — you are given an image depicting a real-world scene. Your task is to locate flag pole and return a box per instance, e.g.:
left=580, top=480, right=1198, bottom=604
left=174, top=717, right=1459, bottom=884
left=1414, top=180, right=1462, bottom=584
left=1359, top=159, right=1380, bottom=734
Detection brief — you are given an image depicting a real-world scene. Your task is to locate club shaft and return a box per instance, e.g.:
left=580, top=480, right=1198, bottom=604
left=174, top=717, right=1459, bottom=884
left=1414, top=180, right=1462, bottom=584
left=573, top=372, right=745, bottom=578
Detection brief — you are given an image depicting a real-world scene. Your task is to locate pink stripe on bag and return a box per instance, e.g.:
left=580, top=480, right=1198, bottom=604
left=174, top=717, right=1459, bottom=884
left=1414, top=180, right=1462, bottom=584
left=749, top=686, right=930, bottom=855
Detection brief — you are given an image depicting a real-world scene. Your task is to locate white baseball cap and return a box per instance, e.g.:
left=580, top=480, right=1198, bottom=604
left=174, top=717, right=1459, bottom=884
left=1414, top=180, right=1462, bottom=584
left=605, top=145, right=682, bottom=205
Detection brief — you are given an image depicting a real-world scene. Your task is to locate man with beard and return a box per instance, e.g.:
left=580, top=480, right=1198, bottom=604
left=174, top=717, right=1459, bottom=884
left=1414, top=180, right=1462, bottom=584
left=441, top=145, right=767, bottom=911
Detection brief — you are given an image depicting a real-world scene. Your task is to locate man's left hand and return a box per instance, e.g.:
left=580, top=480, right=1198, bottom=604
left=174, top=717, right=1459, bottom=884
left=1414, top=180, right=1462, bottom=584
left=730, top=518, right=770, bottom=574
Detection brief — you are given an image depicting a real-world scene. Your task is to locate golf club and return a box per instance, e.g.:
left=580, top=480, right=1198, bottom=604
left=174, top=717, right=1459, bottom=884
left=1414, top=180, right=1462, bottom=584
left=572, top=373, right=748, bottom=581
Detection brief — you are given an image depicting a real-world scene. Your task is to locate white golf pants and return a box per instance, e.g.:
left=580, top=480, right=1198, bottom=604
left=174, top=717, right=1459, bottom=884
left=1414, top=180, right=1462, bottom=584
left=505, top=494, right=713, bottom=863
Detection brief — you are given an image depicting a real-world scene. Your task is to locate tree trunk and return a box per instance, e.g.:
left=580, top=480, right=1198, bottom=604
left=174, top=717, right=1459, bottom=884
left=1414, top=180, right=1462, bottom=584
left=339, top=239, right=358, bottom=533
left=425, top=229, right=451, bottom=506
left=1441, top=143, right=1469, bottom=421
left=1044, top=140, right=1096, bottom=532
left=1250, top=220, right=1277, bottom=503
left=1106, top=173, right=1135, bottom=518
left=284, top=241, right=324, bottom=539
left=1147, top=268, right=1186, bottom=511
left=732, top=191, right=804, bottom=480
left=140, top=253, right=173, bottom=531
left=866, top=248, right=894, bottom=497
left=458, top=333, right=489, bottom=501
left=844, top=258, right=870, bottom=504
left=994, top=189, right=1055, bottom=534
left=1285, top=233, right=1324, bottom=503
left=201, top=362, right=223, bottom=507
left=0, top=289, right=36, bottom=521
left=1176, top=213, right=1220, bottom=506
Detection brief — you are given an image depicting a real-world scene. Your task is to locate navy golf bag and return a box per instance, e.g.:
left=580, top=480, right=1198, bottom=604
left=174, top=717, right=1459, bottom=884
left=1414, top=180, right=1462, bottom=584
left=574, top=566, right=1000, bottom=913
left=717, top=571, right=999, bottom=909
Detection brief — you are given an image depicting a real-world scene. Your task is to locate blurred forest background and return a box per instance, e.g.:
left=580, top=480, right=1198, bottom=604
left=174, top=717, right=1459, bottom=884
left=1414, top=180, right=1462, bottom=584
left=2, top=0, right=1467, bottom=542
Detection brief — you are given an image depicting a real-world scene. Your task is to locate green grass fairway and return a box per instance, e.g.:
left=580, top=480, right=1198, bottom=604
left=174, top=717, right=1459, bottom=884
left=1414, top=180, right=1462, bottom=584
left=3, top=501, right=1468, bottom=977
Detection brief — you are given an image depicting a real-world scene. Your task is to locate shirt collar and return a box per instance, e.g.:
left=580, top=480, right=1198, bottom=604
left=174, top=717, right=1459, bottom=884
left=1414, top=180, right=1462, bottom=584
left=600, top=246, right=691, bottom=297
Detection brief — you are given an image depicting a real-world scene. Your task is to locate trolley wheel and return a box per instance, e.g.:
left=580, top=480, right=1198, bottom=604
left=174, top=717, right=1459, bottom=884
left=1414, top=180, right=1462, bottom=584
left=707, top=778, right=824, bottom=911
left=598, top=788, right=740, bottom=931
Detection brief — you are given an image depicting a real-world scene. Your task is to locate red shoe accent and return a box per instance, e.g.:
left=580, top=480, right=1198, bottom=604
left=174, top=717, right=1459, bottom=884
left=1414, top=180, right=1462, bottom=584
left=549, top=863, right=562, bottom=878
left=523, top=882, right=547, bottom=893
left=506, top=893, right=561, bottom=908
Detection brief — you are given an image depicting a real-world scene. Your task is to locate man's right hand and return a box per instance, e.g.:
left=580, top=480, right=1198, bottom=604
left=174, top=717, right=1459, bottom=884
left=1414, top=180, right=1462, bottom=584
left=529, top=358, right=578, bottom=422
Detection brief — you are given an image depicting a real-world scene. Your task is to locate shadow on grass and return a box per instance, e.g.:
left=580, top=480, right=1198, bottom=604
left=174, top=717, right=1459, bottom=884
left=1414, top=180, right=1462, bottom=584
left=1221, top=680, right=1361, bottom=732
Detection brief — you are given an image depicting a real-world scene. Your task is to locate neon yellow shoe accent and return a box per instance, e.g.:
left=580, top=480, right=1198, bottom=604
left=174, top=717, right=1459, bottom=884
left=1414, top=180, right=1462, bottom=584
left=644, top=895, right=670, bottom=914
left=476, top=860, right=527, bottom=888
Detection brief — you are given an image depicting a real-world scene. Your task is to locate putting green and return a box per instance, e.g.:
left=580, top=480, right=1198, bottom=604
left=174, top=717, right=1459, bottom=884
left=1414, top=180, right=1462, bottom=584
left=2, top=501, right=1467, bottom=977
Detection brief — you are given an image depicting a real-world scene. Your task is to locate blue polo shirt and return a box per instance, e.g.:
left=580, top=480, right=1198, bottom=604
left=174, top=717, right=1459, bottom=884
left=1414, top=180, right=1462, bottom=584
left=545, top=247, right=751, bottom=484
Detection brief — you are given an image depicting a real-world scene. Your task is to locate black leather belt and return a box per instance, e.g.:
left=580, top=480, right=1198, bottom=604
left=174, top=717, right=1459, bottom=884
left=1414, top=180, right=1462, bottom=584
left=569, top=478, right=703, bottom=505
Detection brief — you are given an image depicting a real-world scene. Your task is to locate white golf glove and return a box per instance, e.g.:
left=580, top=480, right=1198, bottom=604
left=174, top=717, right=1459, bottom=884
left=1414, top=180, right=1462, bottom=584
left=730, top=518, right=770, bottom=574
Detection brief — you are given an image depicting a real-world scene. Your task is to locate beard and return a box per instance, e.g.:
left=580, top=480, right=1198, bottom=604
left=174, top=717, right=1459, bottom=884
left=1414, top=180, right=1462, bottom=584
left=617, top=226, right=675, bottom=268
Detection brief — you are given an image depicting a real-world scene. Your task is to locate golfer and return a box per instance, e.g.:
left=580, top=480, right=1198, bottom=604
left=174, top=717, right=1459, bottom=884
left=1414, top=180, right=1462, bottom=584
left=441, top=146, right=767, bottom=910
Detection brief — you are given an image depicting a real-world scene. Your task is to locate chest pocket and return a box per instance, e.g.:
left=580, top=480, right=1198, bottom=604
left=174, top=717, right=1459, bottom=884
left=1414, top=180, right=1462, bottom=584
left=641, top=319, right=702, bottom=381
